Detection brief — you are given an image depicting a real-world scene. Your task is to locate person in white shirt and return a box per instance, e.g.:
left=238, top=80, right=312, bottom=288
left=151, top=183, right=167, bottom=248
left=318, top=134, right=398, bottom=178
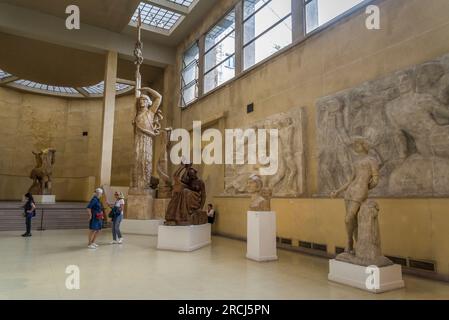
left=111, top=191, right=125, bottom=244
left=207, top=203, right=215, bottom=224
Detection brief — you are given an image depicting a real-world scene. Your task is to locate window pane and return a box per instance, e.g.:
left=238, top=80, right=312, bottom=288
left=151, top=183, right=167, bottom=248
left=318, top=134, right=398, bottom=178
left=183, top=43, right=199, bottom=67
left=244, top=16, right=292, bottom=70
left=182, top=83, right=198, bottom=106
left=181, top=62, right=198, bottom=87
left=205, top=10, right=236, bottom=52
left=243, top=0, right=270, bottom=20
left=306, top=0, right=365, bottom=33
left=244, top=0, right=291, bottom=44
left=204, top=32, right=235, bottom=73
left=204, top=58, right=235, bottom=93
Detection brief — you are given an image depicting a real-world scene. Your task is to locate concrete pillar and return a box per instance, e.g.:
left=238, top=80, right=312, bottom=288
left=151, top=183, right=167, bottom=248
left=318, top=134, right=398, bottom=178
left=99, top=51, right=118, bottom=187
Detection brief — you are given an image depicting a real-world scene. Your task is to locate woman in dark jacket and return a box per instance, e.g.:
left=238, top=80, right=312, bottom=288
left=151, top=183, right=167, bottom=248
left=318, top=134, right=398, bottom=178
left=23, top=193, right=36, bottom=237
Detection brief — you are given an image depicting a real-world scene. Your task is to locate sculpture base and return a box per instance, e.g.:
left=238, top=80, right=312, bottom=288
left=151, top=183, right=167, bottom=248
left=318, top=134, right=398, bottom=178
left=153, top=198, right=170, bottom=220
left=157, top=224, right=211, bottom=252
left=32, top=195, right=56, bottom=204
left=246, top=211, right=278, bottom=262
left=126, top=192, right=154, bottom=220
left=328, top=259, right=405, bottom=293
left=121, top=219, right=164, bottom=236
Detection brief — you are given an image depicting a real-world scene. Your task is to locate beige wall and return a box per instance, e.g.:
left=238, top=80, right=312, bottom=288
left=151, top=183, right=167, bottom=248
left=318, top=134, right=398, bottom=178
left=0, top=86, right=135, bottom=201
left=164, top=0, right=449, bottom=276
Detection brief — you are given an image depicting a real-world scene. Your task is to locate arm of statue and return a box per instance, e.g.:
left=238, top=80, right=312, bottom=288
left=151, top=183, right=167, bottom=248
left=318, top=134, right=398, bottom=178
left=331, top=172, right=355, bottom=198
left=136, top=122, right=157, bottom=138
left=369, top=160, right=380, bottom=190
left=141, top=87, right=162, bottom=114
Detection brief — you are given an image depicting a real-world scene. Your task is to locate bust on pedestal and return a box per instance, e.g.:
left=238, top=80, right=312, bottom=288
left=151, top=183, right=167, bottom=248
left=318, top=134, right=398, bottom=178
left=246, top=174, right=277, bottom=262
left=328, top=137, right=405, bottom=293
left=157, top=163, right=211, bottom=251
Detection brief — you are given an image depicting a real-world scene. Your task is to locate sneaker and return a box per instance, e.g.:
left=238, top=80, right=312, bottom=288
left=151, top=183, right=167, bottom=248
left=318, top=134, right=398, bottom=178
left=92, top=243, right=99, bottom=247
left=87, top=244, right=97, bottom=249
left=110, top=240, right=118, bottom=244
left=118, top=238, right=123, bottom=244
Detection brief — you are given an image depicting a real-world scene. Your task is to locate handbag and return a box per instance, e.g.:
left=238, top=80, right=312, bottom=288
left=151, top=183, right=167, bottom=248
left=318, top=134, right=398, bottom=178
left=95, top=211, right=104, bottom=220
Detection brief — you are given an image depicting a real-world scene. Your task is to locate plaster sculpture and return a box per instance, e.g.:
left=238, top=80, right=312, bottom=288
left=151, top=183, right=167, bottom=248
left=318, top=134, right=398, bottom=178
left=165, top=163, right=208, bottom=226
left=331, top=137, right=392, bottom=267
left=29, top=148, right=56, bottom=195
left=247, top=174, right=272, bottom=211
left=317, top=54, right=449, bottom=197
left=156, top=128, right=173, bottom=198
left=224, top=107, right=306, bottom=197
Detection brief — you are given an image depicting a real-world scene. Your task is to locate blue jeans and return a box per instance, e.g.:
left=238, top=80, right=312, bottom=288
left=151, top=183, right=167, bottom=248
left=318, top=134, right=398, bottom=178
left=25, top=213, right=33, bottom=234
left=112, top=214, right=123, bottom=241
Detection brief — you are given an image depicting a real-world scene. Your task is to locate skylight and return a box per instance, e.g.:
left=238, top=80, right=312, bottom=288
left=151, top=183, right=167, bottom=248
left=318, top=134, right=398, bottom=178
left=0, top=69, right=133, bottom=98
left=131, top=2, right=182, bottom=31
left=167, top=0, right=194, bottom=7
left=0, top=70, right=12, bottom=80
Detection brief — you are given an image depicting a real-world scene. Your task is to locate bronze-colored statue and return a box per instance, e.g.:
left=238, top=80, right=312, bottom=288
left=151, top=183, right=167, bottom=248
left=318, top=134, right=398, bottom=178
left=331, top=137, right=392, bottom=267
left=165, top=163, right=207, bottom=226
left=130, top=87, right=163, bottom=193
left=247, top=174, right=272, bottom=211
left=29, top=148, right=56, bottom=195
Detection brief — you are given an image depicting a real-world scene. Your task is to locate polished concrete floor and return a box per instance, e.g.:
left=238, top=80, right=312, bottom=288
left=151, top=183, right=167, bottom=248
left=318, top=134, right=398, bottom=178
left=1, top=230, right=449, bottom=300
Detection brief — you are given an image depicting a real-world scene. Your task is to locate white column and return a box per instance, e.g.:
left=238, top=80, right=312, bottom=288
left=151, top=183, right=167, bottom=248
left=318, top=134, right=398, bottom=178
left=99, top=51, right=118, bottom=187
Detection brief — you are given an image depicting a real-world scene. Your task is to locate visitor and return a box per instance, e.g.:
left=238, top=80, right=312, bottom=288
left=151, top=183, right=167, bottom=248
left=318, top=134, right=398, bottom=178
left=86, top=188, right=104, bottom=249
left=111, top=191, right=125, bottom=244
left=207, top=203, right=215, bottom=224
left=22, top=193, right=36, bottom=237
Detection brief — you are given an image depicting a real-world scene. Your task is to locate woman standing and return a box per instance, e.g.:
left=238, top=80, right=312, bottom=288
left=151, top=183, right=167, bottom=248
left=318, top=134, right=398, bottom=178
left=111, top=191, right=125, bottom=244
left=86, top=188, right=104, bottom=249
left=22, top=193, right=36, bottom=237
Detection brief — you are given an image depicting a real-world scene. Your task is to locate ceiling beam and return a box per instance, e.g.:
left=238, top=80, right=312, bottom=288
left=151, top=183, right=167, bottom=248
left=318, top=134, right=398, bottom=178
left=0, top=3, right=176, bottom=67
left=117, top=78, right=136, bottom=86
left=75, top=87, right=91, bottom=97
left=145, top=0, right=189, bottom=15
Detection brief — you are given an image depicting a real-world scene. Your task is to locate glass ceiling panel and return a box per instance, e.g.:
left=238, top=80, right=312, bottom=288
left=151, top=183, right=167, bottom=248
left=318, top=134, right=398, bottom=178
left=167, top=0, right=194, bottom=7
left=131, top=2, right=182, bottom=30
left=14, top=79, right=78, bottom=94
left=0, top=69, right=12, bottom=80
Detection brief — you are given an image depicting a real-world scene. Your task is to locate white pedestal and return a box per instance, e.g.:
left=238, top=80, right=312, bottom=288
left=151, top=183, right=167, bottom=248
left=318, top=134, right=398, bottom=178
left=157, top=224, right=211, bottom=252
left=246, top=211, right=278, bottom=262
left=121, top=219, right=164, bottom=236
left=328, top=259, right=405, bottom=293
left=33, top=195, right=56, bottom=204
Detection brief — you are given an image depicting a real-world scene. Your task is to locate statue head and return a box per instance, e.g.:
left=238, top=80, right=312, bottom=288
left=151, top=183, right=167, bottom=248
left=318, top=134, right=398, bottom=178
left=323, top=97, right=344, bottom=113
left=138, top=94, right=152, bottom=110
left=397, top=71, right=415, bottom=95
left=246, top=174, right=263, bottom=194
left=187, top=167, right=198, bottom=180
left=350, top=136, right=371, bottom=155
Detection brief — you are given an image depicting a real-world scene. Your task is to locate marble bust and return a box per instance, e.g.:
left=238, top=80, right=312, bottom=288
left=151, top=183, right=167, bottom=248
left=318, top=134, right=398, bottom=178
left=247, top=174, right=272, bottom=211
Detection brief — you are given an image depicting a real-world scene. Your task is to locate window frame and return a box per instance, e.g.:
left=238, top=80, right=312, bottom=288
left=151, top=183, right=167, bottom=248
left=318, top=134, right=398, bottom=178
left=180, top=41, right=200, bottom=108
left=179, top=0, right=375, bottom=109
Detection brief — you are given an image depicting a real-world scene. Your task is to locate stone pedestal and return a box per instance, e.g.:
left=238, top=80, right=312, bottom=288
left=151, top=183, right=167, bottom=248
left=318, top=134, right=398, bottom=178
left=328, top=259, right=405, bottom=293
left=33, top=195, right=56, bottom=204
left=246, top=211, right=278, bottom=262
left=157, top=224, right=211, bottom=252
left=153, top=198, right=170, bottom=220
left=126, top=191, right=154, bottom=220
left=121, top=219, right=163, bottom=236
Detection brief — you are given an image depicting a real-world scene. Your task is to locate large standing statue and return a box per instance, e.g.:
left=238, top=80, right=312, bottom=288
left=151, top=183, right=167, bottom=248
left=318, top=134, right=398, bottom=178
left=165, top=163, right=207, bottom=226
left=156, top=128, right=173, bottom=198
left=331, top=137, right=392, bottom=267
left=29, top=148, right=56, bottom=195
left=130, top=87, right=163, bottom=192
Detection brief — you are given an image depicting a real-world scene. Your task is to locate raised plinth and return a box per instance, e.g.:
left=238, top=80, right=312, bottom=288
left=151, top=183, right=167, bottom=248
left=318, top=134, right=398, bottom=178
left=126, top=191, right=154, bottom=220
left=157, top=223, right=211, bottom=252
left=328, top=259, right=405, bottom=293
left=121, top=219, right=164, bottom=236
left=33, top=195, right=56, bottom=204
left=246, top=211, right=278, bottom=262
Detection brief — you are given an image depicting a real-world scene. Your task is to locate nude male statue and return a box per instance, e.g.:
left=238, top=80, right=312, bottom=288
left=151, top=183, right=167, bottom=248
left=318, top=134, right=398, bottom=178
left=331, top=137, right=380, bottom=254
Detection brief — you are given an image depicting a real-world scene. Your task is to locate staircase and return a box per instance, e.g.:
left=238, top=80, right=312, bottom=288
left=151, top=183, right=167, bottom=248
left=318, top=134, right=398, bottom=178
left=0, top=202, right=89, bottom=231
